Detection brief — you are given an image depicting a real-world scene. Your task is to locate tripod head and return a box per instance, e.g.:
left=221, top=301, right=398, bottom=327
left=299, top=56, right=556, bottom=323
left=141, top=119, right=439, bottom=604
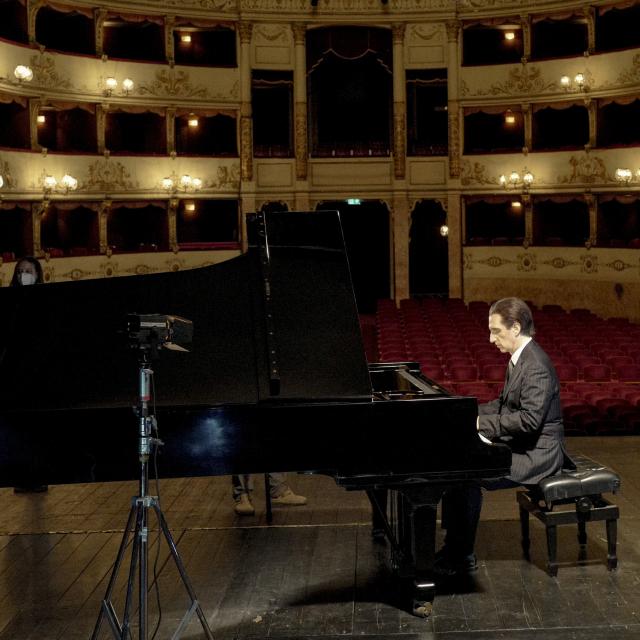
left=126, top=313, right=193, bottom=361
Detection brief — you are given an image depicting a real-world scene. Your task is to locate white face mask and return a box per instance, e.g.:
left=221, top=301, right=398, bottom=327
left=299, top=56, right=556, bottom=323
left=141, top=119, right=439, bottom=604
left=18, top=272, right=36, bottom=286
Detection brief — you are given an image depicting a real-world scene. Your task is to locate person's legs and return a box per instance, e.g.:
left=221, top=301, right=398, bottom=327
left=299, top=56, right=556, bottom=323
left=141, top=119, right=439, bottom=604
left=269, top=472, right=307, bottom=505
left=232, top=474, right=255, bottom=515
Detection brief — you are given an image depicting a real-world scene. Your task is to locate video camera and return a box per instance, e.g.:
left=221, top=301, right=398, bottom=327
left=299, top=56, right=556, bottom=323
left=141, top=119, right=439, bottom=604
left=126, top=313, right=193, bottom=354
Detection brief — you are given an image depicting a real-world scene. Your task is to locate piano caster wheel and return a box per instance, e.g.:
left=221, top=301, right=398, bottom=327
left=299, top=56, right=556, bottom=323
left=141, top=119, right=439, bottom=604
left=412, top=600, right=433, bottom=618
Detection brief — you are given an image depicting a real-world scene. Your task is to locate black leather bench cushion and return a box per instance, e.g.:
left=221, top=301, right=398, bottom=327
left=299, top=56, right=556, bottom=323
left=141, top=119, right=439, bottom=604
left=539, top=467, right=621, bottom=504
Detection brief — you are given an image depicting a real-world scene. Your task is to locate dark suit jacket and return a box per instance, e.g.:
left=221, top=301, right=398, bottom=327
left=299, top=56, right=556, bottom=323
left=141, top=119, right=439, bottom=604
left=478, top=340, right=569, bottom=485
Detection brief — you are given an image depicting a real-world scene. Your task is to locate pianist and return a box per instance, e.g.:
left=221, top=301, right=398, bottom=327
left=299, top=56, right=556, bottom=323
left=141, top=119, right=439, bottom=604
left=435, top=297, right=571, bottom=576
left=233, top=473, right=307, bottom=515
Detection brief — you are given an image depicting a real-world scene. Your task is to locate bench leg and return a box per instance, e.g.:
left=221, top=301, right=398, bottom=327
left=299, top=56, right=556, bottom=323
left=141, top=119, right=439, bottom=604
left=545, top=524, right=558, bottom=577
left=519, top=505, right=531, bottom=560
left=606, top=518, right=618, bottom=571
left=577, top=519, right=587, bottom=546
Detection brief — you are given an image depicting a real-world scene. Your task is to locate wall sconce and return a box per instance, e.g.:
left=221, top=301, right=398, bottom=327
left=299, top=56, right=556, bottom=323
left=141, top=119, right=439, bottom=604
left=122, top=78, right=134, bottom=95
left=104, top=76, right=118, bottom=96
left=615, top=168, right=640, bottom=185
left=43, top=174, right=78, bottom=194
left=504, top=31, right=516, bottom=41
left=162, top=175, right=202, bottom=193
left=504, top=109, right=516, bottom=125
left=180, top=33, right=192, bottom=44
left=188, top=115, right=199, bottom=128
left=499, top=168, right=534, bottom=192
left=439, top=223, right=449, bottom=237
left=560, top=73, right=587, bottom=92
left=37, top=114, right=46, bottom=124
left=0, top=175, right=4, bottom=189
left=184, top=201, right=196, bottom=212
left=14, top=65, right=33, bottom=82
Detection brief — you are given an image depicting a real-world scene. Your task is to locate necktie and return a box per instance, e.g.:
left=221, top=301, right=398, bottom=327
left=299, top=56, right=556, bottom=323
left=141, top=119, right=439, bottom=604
left=505, top=360, right=515, bottom=386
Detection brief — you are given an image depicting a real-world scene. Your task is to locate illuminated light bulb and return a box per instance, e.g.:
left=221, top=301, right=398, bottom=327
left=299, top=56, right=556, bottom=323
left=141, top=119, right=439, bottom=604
left=188, top=116, right=199, bottom=127
left=560, top=75, right=571, bottom=88
left=511, top=201, right=522, bottom=209
left=574, top=73, right=585, bottom=88
left=191, top=177, right=202, bottom=190
left=43, top=175, right=57, bottom=190
left=105, top=77, right=118, bottom=92
left=162, top=177, right=174, bottom=191
left=14, top=65, right=33, bottom=81
left=509, top=171, right=520, bottom=185
left=0, top=175, right=4, bottom=188
left=122, top=78, right=134, bottom=93
left=61, top=174, right=78, bottom=191
left=37, top=114, right=46, bottom=124
left=439, top=224, right=449, bottom=237
left=180, top=174, right=193, bottom=189
left=504, top=109, right=516, bottom=125
left=504, top=31, right=515, bottom=41
left=180, top=34, right=192, bottom=43
left=499, top=174, right=507, bottom=186
left=185, top=202, right=196, bottom=212
left=523, top=170, right=534, bottom=186
left=615, top=168, right=632, bottom=183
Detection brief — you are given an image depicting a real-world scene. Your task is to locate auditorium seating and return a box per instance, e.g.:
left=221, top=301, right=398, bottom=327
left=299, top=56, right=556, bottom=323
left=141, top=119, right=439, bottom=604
left=367, top=297, right=640, bottom=435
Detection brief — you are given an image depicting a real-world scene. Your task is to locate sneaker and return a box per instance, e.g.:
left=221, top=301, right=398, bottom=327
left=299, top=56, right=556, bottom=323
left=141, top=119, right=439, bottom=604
left=234, top=494, right=255, bottom=516
left=271, top=488, right=307, bottom=506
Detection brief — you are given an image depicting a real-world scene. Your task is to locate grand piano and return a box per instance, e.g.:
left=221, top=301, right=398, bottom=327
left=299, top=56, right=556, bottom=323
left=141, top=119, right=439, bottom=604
left=0, top=210, right=510, bottom=616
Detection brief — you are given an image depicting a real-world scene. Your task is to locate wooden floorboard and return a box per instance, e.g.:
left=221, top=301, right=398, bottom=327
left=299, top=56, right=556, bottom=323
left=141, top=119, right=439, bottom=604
left=0, top=436, right=639, bottom=639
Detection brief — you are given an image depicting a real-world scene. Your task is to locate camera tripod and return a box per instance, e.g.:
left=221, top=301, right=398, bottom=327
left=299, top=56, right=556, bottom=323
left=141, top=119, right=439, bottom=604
left=91, top=351, right=214, bottom=640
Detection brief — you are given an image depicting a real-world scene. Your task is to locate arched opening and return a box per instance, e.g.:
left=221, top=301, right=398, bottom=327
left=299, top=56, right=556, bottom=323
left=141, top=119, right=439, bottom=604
left=316, top=200, right=390, bottom=314
left=409, top=200, right=449, bottom=297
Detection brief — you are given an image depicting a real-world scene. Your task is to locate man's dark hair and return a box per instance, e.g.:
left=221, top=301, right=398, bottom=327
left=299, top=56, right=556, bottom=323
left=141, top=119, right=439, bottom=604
left=489, top=297, right=535, bottom=337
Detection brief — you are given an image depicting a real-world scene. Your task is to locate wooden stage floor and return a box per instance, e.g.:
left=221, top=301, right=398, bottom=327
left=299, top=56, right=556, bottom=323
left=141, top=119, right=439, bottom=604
left=0, top=436, right=639, bottom=640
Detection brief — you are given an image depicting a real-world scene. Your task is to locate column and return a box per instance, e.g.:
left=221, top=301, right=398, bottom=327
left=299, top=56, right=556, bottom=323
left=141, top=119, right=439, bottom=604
left=523, top=194, right=533, bottom=247
left=98, top=200, right=111, bottom=254
left=27, top=0, right=40, bottom=45
left=238, top=22, right=253, bottom=182
left=293, top=23, right=308, bottom=181
left=31, top=201, right=47, bottom=257
left=523, top=103, right=532, bottom=152
left=587, top=99, right=597, bottom=148
left=521, top=14, right=531, bottom=61
left=446, top=193, right=463, bottom=299
left=166, top=107, right=176, bottom=155
left=585, top=193, right=597, bottom=247
left=94, top=8, right=106, bottom=56
left=585, top=7, right=596, bottom=55
left=96, top=104, right=106, bottom=154
left=446, top=21, right=461, bottom=178
left=392, top=23, right=406, bottom=180
left=165, top=15, right=175, bottom=65
left=392, top=194, right=410, bottom=301
left=28, top=98, right=41, bottom=151
left=168, top=198, right=179, bottom=252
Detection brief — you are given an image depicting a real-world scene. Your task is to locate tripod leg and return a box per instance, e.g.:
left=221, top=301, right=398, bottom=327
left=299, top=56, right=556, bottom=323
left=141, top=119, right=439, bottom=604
left=90, top=504, right=138, bottom=640
left=120, top=503, right=144, bottom=640
left=153, top=504, right=215, bottom=639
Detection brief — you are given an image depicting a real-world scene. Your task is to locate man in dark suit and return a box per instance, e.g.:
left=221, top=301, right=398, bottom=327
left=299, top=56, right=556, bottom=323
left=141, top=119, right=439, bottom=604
left=436, top=297, right=571, bottom=576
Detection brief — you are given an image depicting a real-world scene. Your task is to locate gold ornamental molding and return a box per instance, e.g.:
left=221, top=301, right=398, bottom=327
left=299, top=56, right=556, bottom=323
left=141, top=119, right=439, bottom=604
left=614, top=53, right=640, bottom=87
left=254, top=24, right=290, bottom=43
left=85, top=159, right=137, bottom=191
left=556, top=154, right=612, bottom=185
left=460, top=160, right=498, bottom=186
left=137, top=69, right=210, bottom=99
left=0, top=156, right=16, bottom=190
left=460, top=64, right=557, bottom=98
left=27, top=52, right=73, bottom=91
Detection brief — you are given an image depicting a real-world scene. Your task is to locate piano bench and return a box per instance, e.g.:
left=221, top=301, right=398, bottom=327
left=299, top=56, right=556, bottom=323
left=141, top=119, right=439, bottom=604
left=517, top=459, right=621, bottom=577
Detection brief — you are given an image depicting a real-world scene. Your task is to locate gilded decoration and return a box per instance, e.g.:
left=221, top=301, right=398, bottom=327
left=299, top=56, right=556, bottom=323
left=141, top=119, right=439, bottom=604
left=448, top=107, right=460, bottom=178
left=461, top=65, right=556, bottom=98
left=604, top=258, right=634, bottom=273
left=240, top=116, right=253, bottom=181
left=295, top=110, right=308, bottom=180
left=59, top=267, right=94, bottom=281
left=581, top=255, right=598, bottom=274
left=517, top=253, right=536, bottom=272
left=85, top=159, right=137, bottom=191
left=211, top=164, right=241, bottom=190
left=0, top=157, right=15, bottom=189
left=541, top=256, right=578, bottom=269
left=557, top=154, right=611, bottom=185
left=137, top=69, right=209, bottom=99
left=460, top=160, right=498, bottom=186
left=165, top=0, right=236, bottom=10
left=615, top=53, right=640, bottom=86
left=408, top=24, right=443, bottom=44
left=28, top=53, right=73, bottom=90
left=254, top=24, right=289, bottom=44
left=393, top=109, right=405, bottom=179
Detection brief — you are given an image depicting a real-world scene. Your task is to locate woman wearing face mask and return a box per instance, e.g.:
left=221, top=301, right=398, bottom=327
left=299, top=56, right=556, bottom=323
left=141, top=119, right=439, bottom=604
left=10, top=256, right=48, bottom=493
left=11, top=256, right=43, bottom=287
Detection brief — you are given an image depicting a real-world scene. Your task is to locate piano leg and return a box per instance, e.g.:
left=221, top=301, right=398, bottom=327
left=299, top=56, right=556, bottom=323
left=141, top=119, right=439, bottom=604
left=397, top=485, right=445, bottom=618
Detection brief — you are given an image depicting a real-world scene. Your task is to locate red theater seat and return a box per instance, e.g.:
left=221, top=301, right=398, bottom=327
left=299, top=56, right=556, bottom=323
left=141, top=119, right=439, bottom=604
left=583, top=364, right=612, bottom=383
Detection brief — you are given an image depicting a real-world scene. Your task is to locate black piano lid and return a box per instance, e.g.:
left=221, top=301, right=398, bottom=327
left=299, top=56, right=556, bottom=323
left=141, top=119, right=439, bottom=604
left=0, top=210, right=373, bottom=412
